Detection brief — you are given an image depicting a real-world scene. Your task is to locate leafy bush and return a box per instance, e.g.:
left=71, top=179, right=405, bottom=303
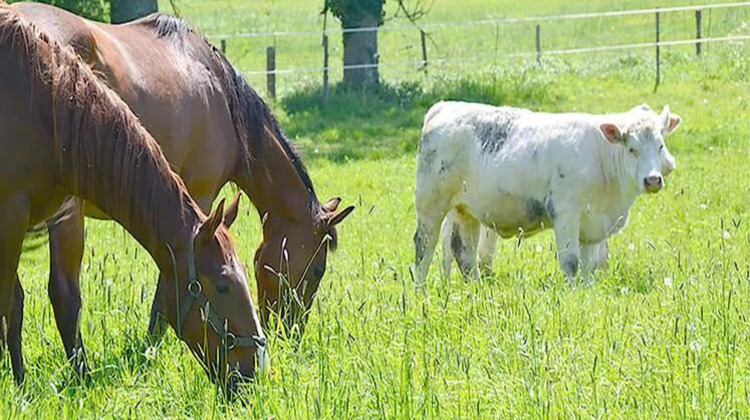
left=8, top=0, right=108, bottom=21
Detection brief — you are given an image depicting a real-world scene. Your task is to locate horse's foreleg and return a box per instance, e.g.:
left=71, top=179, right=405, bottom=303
left=47, top=201, right=88, bottom=377
left=8, top=276, right=25, bottom=384
left=147, top=276, right=168, bottom=342
left=0, top=194, right=30, bottom=384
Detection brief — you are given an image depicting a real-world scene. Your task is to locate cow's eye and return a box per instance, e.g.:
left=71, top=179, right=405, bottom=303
left=628, top=147, right=638, bottom=156
left=659, top=144, right=664, bottom=152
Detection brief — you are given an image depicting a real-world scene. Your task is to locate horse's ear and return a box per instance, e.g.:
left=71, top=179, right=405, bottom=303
left=326, top=205, right=355, bottom=228
left=322, top=197, right=342, bottom=213
left=198, top=198, right=225, bottom=243
left=223, top=193, right=242, bottom=229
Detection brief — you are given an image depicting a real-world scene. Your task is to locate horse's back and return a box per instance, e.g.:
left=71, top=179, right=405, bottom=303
left=19, top=4, right=237, bottom=188
left=12, top=2, right=97, bottom=63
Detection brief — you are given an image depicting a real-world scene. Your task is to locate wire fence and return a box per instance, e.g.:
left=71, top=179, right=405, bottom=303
left=207, top=2, right=750, bottom=38
left=201, top=2, right=750, bottom=98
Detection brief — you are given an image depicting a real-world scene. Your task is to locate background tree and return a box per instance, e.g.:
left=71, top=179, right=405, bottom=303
left=323, top=0, right=384, bottom=86
left=8, top=0, right=108, bottom=21
left=323, top=0, right=432, bottom=87
left=110, top=0, right=157, bottom=23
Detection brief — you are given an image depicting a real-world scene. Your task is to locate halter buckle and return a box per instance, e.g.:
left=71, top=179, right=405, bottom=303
left=225, top=332, right=237, bottom=350
left=187, top=279, right=202, bottom=297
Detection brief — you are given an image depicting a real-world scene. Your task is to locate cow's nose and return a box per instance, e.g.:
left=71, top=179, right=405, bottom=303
left=644, top=175, right=663, bottom=193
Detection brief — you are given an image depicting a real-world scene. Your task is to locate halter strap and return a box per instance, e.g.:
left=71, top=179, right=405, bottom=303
left=175, top=234, right=266, bottom=351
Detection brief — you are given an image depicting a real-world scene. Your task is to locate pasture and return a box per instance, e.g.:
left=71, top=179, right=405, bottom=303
left=1, top=0, right=748, bottom=417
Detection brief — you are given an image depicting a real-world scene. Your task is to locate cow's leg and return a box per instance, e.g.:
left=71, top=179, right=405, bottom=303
left=440, top=211, right=456, bottom=278
left=414, top=219, right=441, bottom=287
left=580, top=241, right=605, bottom=284
left=149, top=192, right=215, bottom=340
left=414, top=206, right=448, bottom=287
left=477, top=226, right=498, bottom=277
left=0, top=194, right=29, bottom=384
left=597, top=240, right=610, bottom=269
left=450, top=210, right=480, bottom=281
left=552, top=211, right=581, bottom=285
left=47, top=201, right=89, bottom=376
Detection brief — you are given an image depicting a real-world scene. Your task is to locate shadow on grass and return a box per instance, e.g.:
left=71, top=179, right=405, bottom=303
left=281, top=72, right=561, bottom=162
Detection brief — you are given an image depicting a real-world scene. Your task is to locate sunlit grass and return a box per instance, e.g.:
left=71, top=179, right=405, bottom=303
left=0, top=0, right=747, bottom=418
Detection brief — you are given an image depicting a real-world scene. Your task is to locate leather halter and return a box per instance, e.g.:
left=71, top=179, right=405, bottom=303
left=175, top=233, right=266, bottom=351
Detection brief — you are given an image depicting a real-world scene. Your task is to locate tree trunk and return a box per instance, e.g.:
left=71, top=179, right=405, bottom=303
left=110, top=0, right=158, bottom=24
left=342, top=14, right=380, bottom=86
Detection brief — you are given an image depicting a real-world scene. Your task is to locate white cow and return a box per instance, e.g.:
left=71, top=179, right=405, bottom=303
left=414, top=101, right=681, bottom=285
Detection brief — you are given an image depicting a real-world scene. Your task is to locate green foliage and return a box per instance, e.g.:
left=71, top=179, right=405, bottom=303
left=323, top=0, right=384, bottom=26
left=281, top=72, right=555, bottom=161
left=7, top=0, right=109, bottom=21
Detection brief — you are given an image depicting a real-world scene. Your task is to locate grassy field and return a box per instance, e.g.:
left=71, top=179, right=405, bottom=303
left=0, top=0, right=749, bottom=418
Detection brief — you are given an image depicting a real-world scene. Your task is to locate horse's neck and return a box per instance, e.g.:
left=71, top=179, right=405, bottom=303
left=235, top=133, right=315, bottom=224
left=63, top=111, right=199, bottom=267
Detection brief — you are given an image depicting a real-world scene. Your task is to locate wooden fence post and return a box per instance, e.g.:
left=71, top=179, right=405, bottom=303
left=322, top=34, right=329, bottom=105
left=220, top=39, right=226, bottom=55
left=535, top=24, right=541, bottom=64
left=654, top=9, right=660, bottom=90
left=695, top=10, right=702, bottom=56
left=420, top=30, right=428, bottom=73
left=266, top=46, right=276, bottom=101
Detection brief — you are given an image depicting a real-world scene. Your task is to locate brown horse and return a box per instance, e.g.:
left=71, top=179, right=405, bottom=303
left=0, top=4, right=266, bottom=389
left=13, top=2, right=354, bottom=340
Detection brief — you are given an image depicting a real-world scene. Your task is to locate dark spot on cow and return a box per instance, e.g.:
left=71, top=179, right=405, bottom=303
left=545, top=196, right=556, bottom=221
left=562, top=258, right=579, bottom=278
left=558, top=168, right=565, bottom=179
left=450, top=225, right=475, bottom=278
left=450, top=225, right=463, bottom=258
left=525, top=199, right=546, bottom=223
left=473, top=110, right=520, bottom=155
left=419, top=149, right=437, bottom=173
left=439, top=159, right=449, bottom=174
left=414, top=229, right=424, bottom=263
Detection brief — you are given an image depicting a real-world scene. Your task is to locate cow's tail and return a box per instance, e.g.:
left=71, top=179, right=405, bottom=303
left=423, top=101, right=445, bottom=129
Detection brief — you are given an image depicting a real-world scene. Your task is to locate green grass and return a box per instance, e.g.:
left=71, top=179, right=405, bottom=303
left=1, top=0, right=749, bottom=418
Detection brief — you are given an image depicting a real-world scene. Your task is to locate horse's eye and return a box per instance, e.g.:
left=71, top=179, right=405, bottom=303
left=215, top=281, right=230, bottom=294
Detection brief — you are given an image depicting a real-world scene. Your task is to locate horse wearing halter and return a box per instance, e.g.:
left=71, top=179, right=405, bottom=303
left=171, top=233, right=267, bottom=352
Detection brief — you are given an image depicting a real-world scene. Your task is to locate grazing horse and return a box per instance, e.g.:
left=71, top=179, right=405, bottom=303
left=12, top=3, right=355, bottom=337
left=415, top=101, right=680, bottom=285
left=0, top=5, right=266, bottom=389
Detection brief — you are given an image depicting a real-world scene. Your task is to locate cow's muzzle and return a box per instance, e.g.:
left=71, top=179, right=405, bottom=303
left=644, top=174, right=664, bottom=193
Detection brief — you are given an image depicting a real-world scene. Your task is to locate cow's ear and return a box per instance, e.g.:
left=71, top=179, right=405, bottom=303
left=599, top=123, right=624, bottom=145
left=661, top=106, right=681, bottom=135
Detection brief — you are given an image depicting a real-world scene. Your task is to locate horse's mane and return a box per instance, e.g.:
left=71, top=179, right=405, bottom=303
left=137, top=14, right=320, bottom=207
left=0, top=5, right=198, bottom=247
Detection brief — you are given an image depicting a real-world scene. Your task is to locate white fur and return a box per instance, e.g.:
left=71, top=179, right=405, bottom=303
left=414, top=101, right=680, bottom=285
